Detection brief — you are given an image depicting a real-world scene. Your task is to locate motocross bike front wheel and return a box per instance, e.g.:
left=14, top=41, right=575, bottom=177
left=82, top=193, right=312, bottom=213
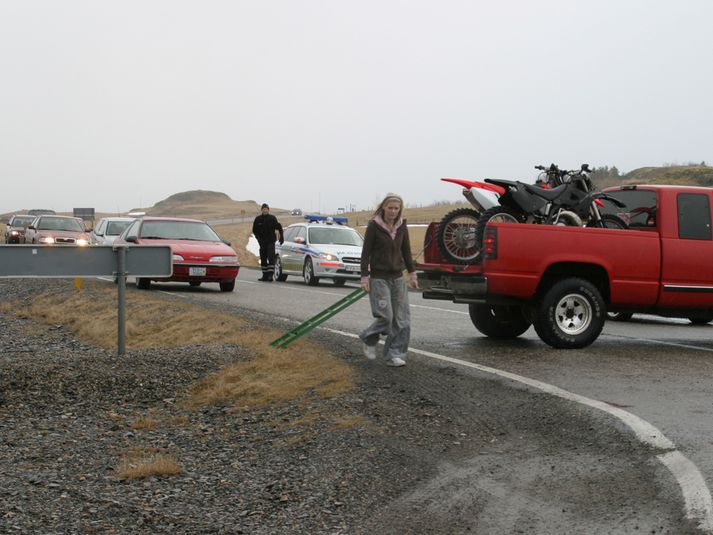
left=587, top=214, right=628, bottom=229
left=474, top=206, right=526, bottom=251
left=436, top=208, right=481, bottom=264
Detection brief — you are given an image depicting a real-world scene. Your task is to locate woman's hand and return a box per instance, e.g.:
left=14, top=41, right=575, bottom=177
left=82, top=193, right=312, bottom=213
left=360, top=276, right=370, bottom=293
left=408, top=272, right=419, bottom=289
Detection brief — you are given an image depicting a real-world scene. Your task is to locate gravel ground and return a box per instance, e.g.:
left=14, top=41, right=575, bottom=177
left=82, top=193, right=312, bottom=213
left=0, top=279, right=701, bottom=534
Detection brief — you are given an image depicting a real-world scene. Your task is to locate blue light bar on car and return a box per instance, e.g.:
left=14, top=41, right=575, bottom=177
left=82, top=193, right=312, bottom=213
left=304, top=215, right=348, bottom=225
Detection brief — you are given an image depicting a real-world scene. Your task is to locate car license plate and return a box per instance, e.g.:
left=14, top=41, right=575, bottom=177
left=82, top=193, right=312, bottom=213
left=345, top=265, right=360, bottom=272
left=189, top=267, right=206, bottom=276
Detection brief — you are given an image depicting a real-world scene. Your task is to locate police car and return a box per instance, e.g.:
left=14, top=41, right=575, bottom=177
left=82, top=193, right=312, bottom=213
left=275, top=215, right=363, bottom=286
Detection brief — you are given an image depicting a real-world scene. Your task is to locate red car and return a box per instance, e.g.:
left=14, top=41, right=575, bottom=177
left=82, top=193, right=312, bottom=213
left=114, top=217, right=240, bottom=292
left=4, top=214, right=36, bottom=243
left=24, top=215, right=90, bottom=245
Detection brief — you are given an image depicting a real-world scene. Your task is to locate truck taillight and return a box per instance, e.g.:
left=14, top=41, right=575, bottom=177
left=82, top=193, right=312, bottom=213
left=482, top=227, right=497, bottom=259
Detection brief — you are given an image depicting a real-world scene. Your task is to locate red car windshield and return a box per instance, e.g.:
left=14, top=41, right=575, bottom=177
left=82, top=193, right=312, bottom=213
left=11, top=216, right=35, bottom=227
left=139, top=221, right=222, bottom=241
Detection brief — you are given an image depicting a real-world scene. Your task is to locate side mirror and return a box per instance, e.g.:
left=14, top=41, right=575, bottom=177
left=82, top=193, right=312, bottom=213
left=125, top=236, right=138, bottom=243
left=28, top=225, right=35, bottom=230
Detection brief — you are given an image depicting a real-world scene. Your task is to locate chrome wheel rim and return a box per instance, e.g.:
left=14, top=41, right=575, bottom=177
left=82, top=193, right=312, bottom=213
left=442, top=216, right=479, bottom=261
left=304, top=261, right=312, bottom=283
left=554, top=293, right=591, bottom=336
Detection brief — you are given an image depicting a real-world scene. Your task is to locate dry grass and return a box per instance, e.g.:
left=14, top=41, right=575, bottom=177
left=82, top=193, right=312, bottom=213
left=188, top=343, right=354, bottom=408
left=332, top=415, right=372, bottom=430
left=3, top=281, right=354, bottom=408
left=130, top=416, right=159, bottom=431
left=115, top=447, right=182, bottom=480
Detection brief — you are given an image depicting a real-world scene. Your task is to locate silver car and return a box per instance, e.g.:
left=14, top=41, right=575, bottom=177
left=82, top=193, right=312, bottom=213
left=275, top=216, right=363, bottom=286
left=90, top=217, right=135, bottom=245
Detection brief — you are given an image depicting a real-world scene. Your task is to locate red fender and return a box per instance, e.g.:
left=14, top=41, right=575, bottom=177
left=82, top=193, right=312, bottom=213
left=440, top=177, right=505, bottom=196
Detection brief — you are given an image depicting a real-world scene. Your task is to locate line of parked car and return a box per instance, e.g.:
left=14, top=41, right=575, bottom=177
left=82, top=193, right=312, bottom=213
left=3, top=213, right=241, bottom=293
left=4, top=211, right=368, bottom=293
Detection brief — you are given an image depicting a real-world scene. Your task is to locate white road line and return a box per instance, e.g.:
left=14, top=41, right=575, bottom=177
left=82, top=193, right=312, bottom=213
left=236, top=279, right=469, bottom=314
left=236, top=279, right=353, bottom=297
left=659, top=452, right=713, bottom=532
left=318, top=325, right=713, bottom=532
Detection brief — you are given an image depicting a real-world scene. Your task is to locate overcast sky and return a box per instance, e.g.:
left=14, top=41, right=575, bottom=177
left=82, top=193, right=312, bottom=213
left=1, top=1, right=712, bottom=215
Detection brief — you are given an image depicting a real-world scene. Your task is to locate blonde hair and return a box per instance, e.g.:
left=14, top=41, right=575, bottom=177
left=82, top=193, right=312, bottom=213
left=373, top=193, right=404, bottom=220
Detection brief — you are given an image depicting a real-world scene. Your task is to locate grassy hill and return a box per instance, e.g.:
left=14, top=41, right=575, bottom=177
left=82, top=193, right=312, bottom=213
left=623, top=165, right=713, bottom=186
left=130, top=190, right=268, bottom=220
left=592, top=164, right=713, bottom=189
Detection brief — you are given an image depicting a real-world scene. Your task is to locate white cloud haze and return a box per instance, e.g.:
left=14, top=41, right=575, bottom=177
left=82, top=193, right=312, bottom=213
left=1, top=0, right=712, bottom=215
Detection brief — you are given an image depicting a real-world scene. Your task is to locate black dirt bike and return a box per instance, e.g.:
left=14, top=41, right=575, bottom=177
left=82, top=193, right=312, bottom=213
left=436, top=164, right=628, bottom=264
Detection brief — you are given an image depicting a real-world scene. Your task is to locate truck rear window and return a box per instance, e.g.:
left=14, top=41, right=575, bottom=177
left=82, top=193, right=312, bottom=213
left=600, top=189, right=657, bottom=229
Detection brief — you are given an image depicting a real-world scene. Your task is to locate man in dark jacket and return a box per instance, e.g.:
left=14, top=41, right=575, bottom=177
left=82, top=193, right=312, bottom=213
left=252, top=203, right=284, bottom=281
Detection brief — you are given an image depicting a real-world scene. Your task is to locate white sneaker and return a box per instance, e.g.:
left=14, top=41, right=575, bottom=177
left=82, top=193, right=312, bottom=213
left=362, top=343, right=376, bottom=360
left=386, top=357, right=406, bottom=367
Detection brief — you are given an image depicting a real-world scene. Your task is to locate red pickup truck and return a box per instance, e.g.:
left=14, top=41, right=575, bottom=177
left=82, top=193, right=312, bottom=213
left=417, top=185, right=713, bottom=349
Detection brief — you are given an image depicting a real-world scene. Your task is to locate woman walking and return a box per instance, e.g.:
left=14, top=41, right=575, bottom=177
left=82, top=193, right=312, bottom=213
left=359, top=193, right=418, bottom=367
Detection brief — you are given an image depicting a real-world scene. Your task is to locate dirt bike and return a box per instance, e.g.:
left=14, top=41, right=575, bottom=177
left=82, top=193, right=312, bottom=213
left=436, top=164, right=628, bottom=264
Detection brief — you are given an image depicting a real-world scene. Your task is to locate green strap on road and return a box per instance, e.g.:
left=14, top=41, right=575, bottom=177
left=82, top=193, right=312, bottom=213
left=270, top=288, right=367, bottom=348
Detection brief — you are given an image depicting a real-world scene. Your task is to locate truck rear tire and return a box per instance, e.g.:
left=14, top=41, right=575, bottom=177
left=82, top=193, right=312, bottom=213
left=469, top=304, right=531, bottom=339
left=533, top=277, right=605, bottom=349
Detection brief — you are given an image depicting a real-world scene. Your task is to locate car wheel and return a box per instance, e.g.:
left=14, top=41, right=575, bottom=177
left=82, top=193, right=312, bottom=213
left=333, top=279, right=346, bottom=287
left=274, top=257, right=288, bottom=282
left=220, top=280, right=236, bottom=292
left=136, top=277, right=151, bottom=290
left=189, top=281, right=202, bottom=287
left=532, top=277, right=605, bottom=349
left=303, top=258, right=320, bottom=286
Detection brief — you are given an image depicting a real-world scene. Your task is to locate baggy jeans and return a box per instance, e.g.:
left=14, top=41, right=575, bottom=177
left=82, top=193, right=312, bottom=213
left=359, top=277, right=411, bottom=360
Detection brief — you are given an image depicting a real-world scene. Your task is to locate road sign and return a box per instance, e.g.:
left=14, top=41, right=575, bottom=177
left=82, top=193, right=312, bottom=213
left=73, top=207, right=95, bottom=221
left=0, top=245, right=172, bottom=356
left=0, top=245, right=172, bottom=278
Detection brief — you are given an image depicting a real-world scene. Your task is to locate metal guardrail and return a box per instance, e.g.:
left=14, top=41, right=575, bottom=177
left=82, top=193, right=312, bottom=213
left=0, top=245, right=172, bottom=355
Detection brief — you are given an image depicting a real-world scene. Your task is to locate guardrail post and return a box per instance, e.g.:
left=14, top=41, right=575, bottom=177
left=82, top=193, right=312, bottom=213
left=116, top=246, right=127, bottom=356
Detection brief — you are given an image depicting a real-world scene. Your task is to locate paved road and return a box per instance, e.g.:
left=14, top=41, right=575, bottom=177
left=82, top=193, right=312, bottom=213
left=148, top=267, right=713, bottom=532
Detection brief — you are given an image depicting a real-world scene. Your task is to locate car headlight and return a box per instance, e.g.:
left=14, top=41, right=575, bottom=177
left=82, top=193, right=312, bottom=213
left=172, top=254, right=185, bottom=261
left=10, top=230, right=18, bottom=236
left=209, top=255, right=238, bottom=263
left=76, top=238, right=89, bottom=246
left=39, top=236, right=55, bottom=244
left=317, top=253, right=337, bottom=261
